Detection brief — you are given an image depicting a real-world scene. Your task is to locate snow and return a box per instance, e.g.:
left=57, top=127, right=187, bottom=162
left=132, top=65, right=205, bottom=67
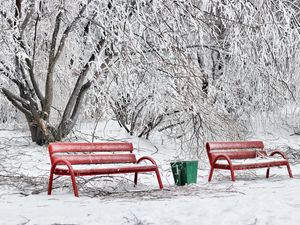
left=216, top=156, right=286, bottom=165
left=1, top=122, right=300, bottom=225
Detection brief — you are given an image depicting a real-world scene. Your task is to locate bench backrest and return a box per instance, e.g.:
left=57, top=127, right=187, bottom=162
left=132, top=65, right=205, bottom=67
left=48, top=142, right=136, bottom=165
left=206, top=141, right=266, bottom=166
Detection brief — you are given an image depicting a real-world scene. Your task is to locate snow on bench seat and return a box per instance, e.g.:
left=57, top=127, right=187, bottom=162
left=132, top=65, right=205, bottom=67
left=54, top=162, right=158, bottom=176
left=215, top=156, right=288, bottom=170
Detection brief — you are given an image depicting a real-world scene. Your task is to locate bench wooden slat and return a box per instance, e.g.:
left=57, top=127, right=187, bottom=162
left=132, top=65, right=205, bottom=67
left=210, top=150, right=266, bottom=161
left=52, top=154, right=137, bottom=165
left=206, top=141, right=264, bottom=151
left=207, top=141, right=266, bottom=163
left=49, top=142, right=134, bottom=154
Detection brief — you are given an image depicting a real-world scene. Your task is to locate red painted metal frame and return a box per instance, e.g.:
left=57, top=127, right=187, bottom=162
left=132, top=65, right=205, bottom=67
left=47, top=142, right=163, bottom=197
left=206, top=141, right=293, bottom=182
left=266, top=150, right=293, bottom=178
left=48, top=158, right=79, bottom=197
left=134, top=156, right=163, bottom=189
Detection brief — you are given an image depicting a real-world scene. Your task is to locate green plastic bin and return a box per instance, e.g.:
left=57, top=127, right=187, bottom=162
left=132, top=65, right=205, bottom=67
left=170, top=160, right=198, bottom=186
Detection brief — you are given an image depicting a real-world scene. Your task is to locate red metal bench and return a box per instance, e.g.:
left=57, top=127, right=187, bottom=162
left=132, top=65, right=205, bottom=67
left=206, top=141, right=293, bottom=181
left=47, top=142, right=163, bottom=197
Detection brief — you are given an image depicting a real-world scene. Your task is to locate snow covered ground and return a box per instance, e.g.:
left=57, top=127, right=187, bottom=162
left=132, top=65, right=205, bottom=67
left=1, top=121, right=300, bottom=225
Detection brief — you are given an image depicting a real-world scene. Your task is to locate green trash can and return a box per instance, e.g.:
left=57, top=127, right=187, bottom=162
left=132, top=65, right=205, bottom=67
left=170, top=160, right=198, bottom=186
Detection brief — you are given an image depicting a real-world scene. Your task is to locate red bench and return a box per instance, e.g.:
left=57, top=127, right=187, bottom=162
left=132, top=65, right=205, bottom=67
left=206, top=141, right=293, bottom=181
left=47, top=142, right=163, bottom=197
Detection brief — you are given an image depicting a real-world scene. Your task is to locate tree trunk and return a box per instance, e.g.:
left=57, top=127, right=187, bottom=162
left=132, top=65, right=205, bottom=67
left=25, top=116, right=44, bottom=145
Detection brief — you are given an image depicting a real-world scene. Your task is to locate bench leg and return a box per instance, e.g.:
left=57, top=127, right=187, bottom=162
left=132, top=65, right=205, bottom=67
left=266, top=168, right=270, bottom=178
left=230, top=169, right=236, bottom=181
left=134, top=170, right=163, bottom=189
left=48, top=160, right=79, bottom=197
left=63, top=166, right=78, bottom=197
left=208, top=167, right=214, bottom=182
left=209, top=167, right=235, bottom=181
left=48, top=173, right=79, bottom=197
left=48, top=167, right=55, bottom=195
left=134, top=172, right=138, bottom=187
left=266, top=164, right=293, bottom=179
left=287, top=163, right=293, bottom=178
left=70, top=174, right=79, bottom=197
left=155, top=169, right=164, bottom=189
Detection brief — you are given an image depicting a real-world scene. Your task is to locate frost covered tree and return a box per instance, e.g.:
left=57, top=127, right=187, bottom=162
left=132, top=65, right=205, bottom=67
left=100, top=0, right=300, bottom=153
left=0, top=0, right=129, bottom=144
left=0, top=0, right=192, bottom=144
left=1, top=0, right=300, bottom=150
left=0, top=1, right=95, bottom=144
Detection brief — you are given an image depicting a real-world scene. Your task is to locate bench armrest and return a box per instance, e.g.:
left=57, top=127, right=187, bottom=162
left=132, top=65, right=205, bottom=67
left=52, top=158, right=74, bottom=167
left=269, top=150, right=288, bottom=160
left=52, top=158, right=75, bottom=174
left=136, top=156, right=158, bottom=166
left=211, top=154, right=233, bottom=167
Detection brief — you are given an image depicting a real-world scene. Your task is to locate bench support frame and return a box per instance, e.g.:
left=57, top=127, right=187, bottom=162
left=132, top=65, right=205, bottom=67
left=47, top=142, right=163, bottom=197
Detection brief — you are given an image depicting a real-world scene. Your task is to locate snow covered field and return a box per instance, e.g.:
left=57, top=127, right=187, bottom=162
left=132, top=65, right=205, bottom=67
left=1, top=121, right=300, bottom=225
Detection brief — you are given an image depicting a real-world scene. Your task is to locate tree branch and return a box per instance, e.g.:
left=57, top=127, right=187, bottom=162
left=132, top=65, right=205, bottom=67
left=44, top=10, right=63, bottom=114
left=25, top=13, right=44, bottom=104
left=44, top=1, right=92, bottom=115
left=70, top=81, right=92, bottom=121
left=53, top=0, right=91, bottom=65
left=2, top=88, right=29, bottom=107
left=58, top=81, right=92, bottom=139
left=15, top=0, right=22, bottom=18
left=0, top=10, right=14, bottom=27
left=2, top=88, right=32, bottom=117
left=0, top=63, right=27, bottom=94
left=59, top=39, right=105, bottom=125
left=20, top=0, right=35, bottom=38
